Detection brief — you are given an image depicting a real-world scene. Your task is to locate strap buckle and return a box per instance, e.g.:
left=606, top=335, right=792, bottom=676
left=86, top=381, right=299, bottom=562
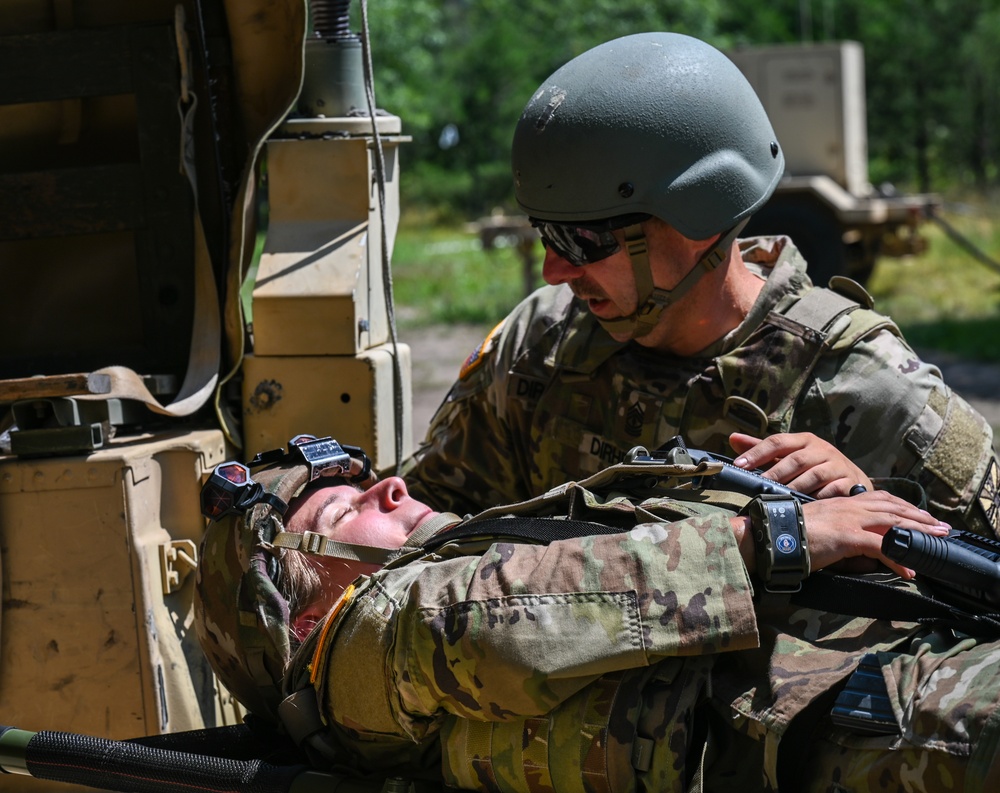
left=299, top=531, right=326, bottom=555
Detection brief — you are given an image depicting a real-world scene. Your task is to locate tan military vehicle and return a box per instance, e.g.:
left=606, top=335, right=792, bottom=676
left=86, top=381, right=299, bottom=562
left=729, top=40, right=940, bottom=285
left=0, top=2, right=411, bottom=789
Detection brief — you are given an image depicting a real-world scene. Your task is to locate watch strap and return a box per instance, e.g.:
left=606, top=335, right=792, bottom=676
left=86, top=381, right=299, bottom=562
left=744, top=494, right=810, bottom=593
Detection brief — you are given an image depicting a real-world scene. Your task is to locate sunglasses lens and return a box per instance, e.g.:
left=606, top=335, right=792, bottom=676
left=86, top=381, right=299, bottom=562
left=536, top=222, right=621, bottom=266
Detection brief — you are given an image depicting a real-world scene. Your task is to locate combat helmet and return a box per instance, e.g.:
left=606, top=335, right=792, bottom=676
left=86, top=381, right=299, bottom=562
left=193, top=435, right=377, bottom=723
left=512, top=32, right=784, bottom=338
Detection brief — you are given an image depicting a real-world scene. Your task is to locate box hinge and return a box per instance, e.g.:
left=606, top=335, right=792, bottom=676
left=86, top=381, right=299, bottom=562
left=160, top=539, right=198, bottom=595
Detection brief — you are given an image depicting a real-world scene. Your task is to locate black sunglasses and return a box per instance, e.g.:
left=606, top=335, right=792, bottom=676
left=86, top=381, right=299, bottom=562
left=532, top=213, right=651, bottom=266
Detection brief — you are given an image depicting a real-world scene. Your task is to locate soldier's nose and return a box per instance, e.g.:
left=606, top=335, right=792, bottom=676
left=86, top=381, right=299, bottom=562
left=541, top=246, right=584, bottom=285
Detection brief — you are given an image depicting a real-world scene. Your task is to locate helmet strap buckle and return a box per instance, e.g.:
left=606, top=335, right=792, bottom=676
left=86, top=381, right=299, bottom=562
left=612, top=218, right=750, bottom=340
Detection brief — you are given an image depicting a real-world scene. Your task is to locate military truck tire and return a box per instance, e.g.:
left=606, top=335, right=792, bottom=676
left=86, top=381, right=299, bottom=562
left=743, top=197, right=850, bottom=288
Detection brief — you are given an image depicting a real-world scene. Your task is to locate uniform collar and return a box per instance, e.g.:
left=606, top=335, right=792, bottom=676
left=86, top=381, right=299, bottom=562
left=686, top=236, right=811, bottom=359
left=546, top=236, right=812, bottom=372
left=545, top=293, right=627, bottom=374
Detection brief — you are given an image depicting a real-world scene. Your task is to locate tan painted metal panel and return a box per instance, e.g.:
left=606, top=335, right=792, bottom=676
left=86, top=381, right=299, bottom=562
left=252, top=132, right=403, bottom=356
left=241, top=344, right=413, bottom=473
left=727, top=41, right=869, bottom=196
left=0, top=429, right=242, bottom=787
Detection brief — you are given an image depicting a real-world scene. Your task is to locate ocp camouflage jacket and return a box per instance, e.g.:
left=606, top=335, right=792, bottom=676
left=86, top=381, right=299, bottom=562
left=404, top=237, right=1000, bottom=539
left=291, top=467, right=918, bottom=793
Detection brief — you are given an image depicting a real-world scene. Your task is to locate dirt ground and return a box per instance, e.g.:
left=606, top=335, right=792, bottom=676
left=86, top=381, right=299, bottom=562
left=401, top=323, right=492, bottom=446
left=400, top=324, right=1000, bottom=456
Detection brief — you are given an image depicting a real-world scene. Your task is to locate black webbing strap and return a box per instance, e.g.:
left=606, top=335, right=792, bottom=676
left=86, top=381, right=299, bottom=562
left=424, top=516, right=626, bottom=552
left=792, top=571, right=1000, bottom=637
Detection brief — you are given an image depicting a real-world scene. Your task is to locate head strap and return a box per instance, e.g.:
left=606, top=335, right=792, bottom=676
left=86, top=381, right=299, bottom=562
left=597, top=219, right=749, bottom=339
left=193, top=434, right=376, bottom=722
left=270, top=530, right=401, bottom=566
left=200, top=435, right=374, bottom=523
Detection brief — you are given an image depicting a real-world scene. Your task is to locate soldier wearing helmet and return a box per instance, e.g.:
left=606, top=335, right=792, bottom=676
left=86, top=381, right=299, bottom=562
left=403, top=32, right=1000, bottom=542
left=195, top=434, right=1000, bottom=792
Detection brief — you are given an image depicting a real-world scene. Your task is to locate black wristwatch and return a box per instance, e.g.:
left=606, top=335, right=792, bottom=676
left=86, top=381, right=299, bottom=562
left=743, top=495, right=810, bottom=593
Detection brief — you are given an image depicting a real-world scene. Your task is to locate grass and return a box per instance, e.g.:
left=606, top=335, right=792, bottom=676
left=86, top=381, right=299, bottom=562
left=867, top=207, right=1000, bottom=363
left=390, top=207, right=1000, bottom=362
left=390, top=221, right=540, bottom=328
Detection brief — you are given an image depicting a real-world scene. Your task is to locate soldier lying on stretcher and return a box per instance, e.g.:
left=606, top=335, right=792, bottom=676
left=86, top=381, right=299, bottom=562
left=195, top=431, right=1000, bottom=793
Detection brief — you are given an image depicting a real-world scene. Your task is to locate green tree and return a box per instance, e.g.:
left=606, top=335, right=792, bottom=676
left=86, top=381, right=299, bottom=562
left=363, top=0, right=725, bottom=218
left=360, top=0, right=1000, bottom=217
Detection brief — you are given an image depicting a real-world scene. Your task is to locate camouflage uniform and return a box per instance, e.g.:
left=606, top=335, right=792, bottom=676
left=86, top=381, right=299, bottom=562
left=283, top=470, right=1000, bottom=793
left=404, top=237, right=1000, bottom=539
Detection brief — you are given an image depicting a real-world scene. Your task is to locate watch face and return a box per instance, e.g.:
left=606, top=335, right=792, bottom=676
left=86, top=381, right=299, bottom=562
left=775, top=532, right=798, bottom=554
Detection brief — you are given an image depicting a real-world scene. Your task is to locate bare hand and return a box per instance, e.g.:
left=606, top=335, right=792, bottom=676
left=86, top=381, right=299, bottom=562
left=801, top=491, right=949, bottom=577
left=729, top=431, right=873, bottom=499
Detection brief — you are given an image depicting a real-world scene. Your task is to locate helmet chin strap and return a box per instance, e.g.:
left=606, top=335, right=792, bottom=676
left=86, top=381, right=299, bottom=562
left=597, top=218, right=750, bottom=340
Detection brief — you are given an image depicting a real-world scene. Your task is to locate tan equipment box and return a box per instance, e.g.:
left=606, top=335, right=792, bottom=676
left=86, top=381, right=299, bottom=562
left=247, top=114, right=413, bottom=471
left=252, top=121, right=404, bottom=357
left=0, top=429, right=241, bottom=793
left=242, top=343, right=412, bottom=464
left=727, top=41, right=869, bottom=196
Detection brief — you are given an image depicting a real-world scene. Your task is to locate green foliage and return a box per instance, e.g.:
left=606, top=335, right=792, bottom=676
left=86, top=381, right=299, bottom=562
left=391, top=222, right=540, bottom=326
left=367, top=1, right=1000, bottom=361
left=357, top=0, right=1000, bottom=215
left=361, top=0, right=729, bottom=218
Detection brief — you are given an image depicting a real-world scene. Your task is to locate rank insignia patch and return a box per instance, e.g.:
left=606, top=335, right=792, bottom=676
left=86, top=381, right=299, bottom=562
left=625, top=402, right=646, bottom=438
left=978, top=458, right=1000, bottom=533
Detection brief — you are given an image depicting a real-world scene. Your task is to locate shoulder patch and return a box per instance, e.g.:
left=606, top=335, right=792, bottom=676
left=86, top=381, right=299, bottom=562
left=978, top=457, right=1000, bottom=534
left=459, top=320, right=505, bottom=381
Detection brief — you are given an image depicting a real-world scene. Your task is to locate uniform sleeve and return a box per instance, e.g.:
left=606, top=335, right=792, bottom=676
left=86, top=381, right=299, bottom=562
left=403, top=290, right=566, bottom=514
left=810, top=328, right=1000, bottom=538
left=319, top=514, right=756, bottom=743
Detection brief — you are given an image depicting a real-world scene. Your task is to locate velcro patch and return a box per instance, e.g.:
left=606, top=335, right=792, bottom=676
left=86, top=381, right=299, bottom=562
left=924, top=387, right=984, bottom=496
left=459, top=320, right=505, bottom=381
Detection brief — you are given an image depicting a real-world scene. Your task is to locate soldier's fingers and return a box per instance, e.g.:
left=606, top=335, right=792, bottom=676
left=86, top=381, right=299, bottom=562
left=755, top=452, right=865, bottom=497
left=805, top=494, right=945, bottom=538
left=853, top=504, right=950, bottom=537
left=789, top=461, right=873, bottom=498
left=832, top=542, right=915, bottom=580
left=728, top=432, right=764, bottom=456
left=867, top=491, right=950, bottom=529
left=730, top=432, right=811, bottom=470
left=805, top=495, right=947, bottom=572
left=790, top=466, right=855, bottom=498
